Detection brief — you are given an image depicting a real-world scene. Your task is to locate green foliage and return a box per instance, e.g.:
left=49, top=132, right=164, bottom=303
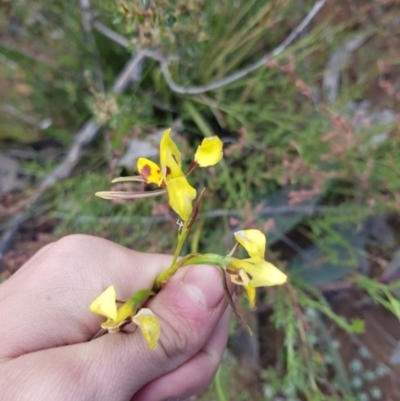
left=356, top=276, right=400, bottom=320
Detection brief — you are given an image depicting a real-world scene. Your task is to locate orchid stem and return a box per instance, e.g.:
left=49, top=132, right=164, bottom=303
left=153, top=219, right=190, bottom=290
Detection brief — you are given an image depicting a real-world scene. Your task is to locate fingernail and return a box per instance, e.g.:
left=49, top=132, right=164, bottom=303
left=181, top=265, right=224, bottom=309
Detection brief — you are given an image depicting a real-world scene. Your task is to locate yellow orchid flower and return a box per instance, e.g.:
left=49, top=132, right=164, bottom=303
left=137, top=129, right=196, bottom=221
left=225, top=229, right=287, bottom=309
left=96, top=129, right=224, bottom=221
left=89, top=286, right=160, bottom=349
left=194, top=136, right=223, bottom=167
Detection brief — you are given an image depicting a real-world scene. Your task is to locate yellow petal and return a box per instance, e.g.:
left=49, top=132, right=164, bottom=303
left=137, top=158, right=163, bottom=185
left=242, top=258, right=287, bottom=287
left=194, top=136, right=223, bottom=167
left=245, top=283, right=256, bottom=310
left=159, top=128, right=182, bottom=178
left=234, top=229, right=266, bottom=259
left=132, top=308, right=160, bottom=350
left=229, top=269, right=256, bottom=310
left=230, top=268, right=251, bottom=286
left=89, top=285, right=118, bottom=321
left=167, top=176, right=197, bottom=221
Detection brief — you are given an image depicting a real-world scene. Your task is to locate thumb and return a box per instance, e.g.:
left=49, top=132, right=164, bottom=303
left=0, top=264, right=230, bottom=401
left=84, top=263, right=228, bottom=400
left=87, top=266, right=230, bottom=400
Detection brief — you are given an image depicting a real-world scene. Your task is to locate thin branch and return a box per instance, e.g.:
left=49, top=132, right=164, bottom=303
left=78, top=0, right=105, bottom=93
left=323, top=30, right=371, bottom=105
left=0, top=52, right=147, bottom=264
left=2, top=103, right=52, bottom=130
left=93, top=21, right=130, bottom=48
left=158, top=0, right=328, bottom=94
left=94, top=0, right=327, bottom=95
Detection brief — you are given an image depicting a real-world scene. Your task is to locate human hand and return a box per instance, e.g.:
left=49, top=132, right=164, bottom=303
left=0, top=234, right=230, bottom=401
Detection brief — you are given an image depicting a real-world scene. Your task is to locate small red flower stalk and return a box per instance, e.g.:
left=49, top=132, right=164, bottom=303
left=91, top=129, right=287, bottom=348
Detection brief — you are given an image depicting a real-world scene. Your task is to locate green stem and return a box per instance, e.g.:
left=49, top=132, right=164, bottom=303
left=180, top=253, right=226, bottom=267
left=153, top=220, right=191, bottom=290
left=172, top=220, right=190, bottom=267
left=154, top=252, right=226, bottom=291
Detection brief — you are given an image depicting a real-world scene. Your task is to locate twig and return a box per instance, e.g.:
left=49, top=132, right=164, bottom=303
left=93, top=0, right=327, bottom=94
left=2, top=103, right=52, bottom=130
left=93, top=21, right=130, bottom=48
left=323, top=31, right=371, bottom=105
left=0, top=52, right=147, bottom=264
left=158, top=0, right=327, bottom=94
left=78, top=0, right=105, bottom=93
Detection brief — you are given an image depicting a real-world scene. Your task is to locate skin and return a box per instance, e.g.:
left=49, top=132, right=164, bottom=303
left=0, top=234, right=231, bottom=401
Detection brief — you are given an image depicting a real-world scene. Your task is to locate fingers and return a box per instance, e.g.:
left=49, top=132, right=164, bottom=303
left=131, top=307, right=231, bottom=401
left=1, top=264, right=229, bottom=401
left=0, top=235, right=172, bottom=358
left=80, top=264, right=228, bottom=400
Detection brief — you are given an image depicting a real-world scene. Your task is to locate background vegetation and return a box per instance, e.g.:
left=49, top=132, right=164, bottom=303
left=1, top=0, right=400, bottom=400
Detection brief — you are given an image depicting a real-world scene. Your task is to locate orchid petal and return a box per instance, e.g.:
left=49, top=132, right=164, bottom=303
left=241, top=258, right=287, bottom=287
left=137, top=158, right=163, bottom=185
left=230, top=268, right=251, bottom=285
left=234, top=229, right=266, bottom=259
left=167, top=176, right=197, bottom=221
left=132, top=308, right=160, bottom=350
left=245, top=283, right=256, bottom=310
left=159, top=128, right=182, bottom=178
left=194, top=136, right=223, bottom=167
left=89, top=285, right=118, bottom=321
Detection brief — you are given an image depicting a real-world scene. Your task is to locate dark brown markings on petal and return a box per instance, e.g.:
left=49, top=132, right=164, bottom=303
left=166, top=166, right=171, bottom=176
left=172, top=154, right=178, bottom=163
left=234, top=274, right=244, bottom=284
left=140, top=164, right=152, bottom=181
left=239, top=269, right=252, bottom=282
